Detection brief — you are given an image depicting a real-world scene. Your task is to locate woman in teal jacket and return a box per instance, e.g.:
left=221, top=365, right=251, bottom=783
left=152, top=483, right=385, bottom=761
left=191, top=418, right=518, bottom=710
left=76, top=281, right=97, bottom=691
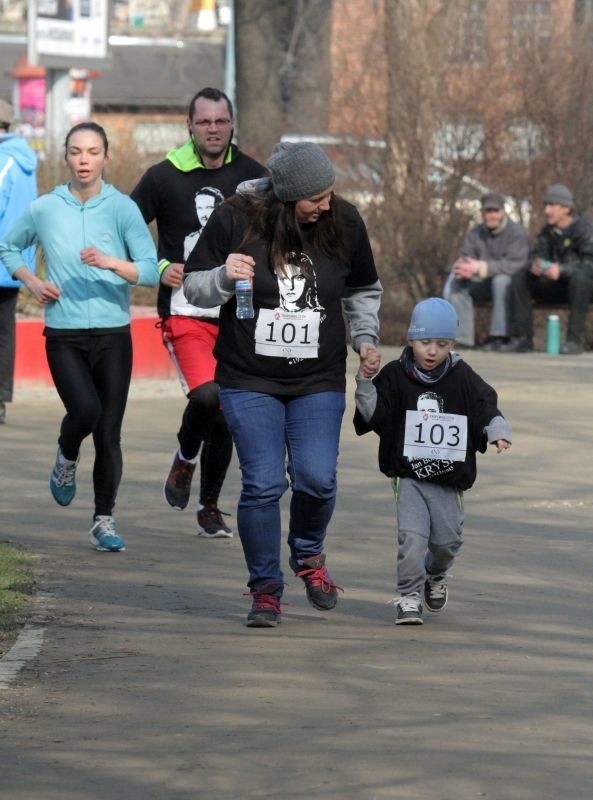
left=0, top=122, right=158, bottom=552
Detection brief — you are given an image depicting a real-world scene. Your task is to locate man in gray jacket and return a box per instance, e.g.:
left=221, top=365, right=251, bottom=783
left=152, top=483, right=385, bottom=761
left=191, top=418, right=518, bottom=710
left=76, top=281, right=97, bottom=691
left=501, top=183, right=593, bottom=355
left=444, top=192, right=529, bottom=350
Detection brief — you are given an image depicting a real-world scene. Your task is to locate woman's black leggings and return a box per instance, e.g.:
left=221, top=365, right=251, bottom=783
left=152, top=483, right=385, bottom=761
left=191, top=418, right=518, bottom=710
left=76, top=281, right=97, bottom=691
left=45, top=331, right=132, bottom=517
left=178, top=381, right=233, bottom=506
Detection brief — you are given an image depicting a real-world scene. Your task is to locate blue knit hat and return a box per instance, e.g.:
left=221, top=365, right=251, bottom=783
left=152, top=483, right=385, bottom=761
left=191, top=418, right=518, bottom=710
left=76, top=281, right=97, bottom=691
left=407, top=298, right=459, bottom=340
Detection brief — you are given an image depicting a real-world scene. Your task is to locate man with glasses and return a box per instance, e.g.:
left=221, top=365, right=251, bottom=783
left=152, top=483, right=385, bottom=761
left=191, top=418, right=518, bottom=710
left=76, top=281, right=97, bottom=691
left=131, top=87, right=267, bottom=538
left=443, top=192, right=529, bottom=351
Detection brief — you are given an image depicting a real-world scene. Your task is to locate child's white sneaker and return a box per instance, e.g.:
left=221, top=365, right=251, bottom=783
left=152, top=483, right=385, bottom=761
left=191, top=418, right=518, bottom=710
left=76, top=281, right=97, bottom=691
left=424, top=574, right=448, bottom=612
left=394, top=592, right=423, bottom=625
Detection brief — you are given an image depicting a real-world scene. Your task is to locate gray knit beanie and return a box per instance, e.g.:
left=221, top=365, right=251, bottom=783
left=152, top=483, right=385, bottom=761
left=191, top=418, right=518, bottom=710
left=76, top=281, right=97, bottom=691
left=267, top=142, right=335, bottom=202
left=543, top=183, right=574, bottom=208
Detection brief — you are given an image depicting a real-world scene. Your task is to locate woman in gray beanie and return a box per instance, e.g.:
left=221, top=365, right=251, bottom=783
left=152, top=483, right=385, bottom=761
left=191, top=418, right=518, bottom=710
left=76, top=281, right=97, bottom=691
left=184, top=141, right=382, bottom=628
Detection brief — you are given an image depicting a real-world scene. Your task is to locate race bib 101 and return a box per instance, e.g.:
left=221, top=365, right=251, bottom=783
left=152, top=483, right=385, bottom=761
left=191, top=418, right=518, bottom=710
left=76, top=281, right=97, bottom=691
left=403, top=410, right=468, bottom=462
left=254, top=308, right=320, bottom=359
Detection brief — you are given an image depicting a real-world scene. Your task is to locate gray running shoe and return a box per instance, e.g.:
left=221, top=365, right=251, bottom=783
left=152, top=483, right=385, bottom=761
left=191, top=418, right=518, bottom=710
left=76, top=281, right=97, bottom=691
left=197, top=504, right=233, bottom=538
left=289, top=553, right=343, bottom=610
left=246, top=583, right=283, bottom=627
left=424, top=574, right=448, bottom=612
left=89, top=516, right=126, bottom=552
left=163, top=450, right=196, bottom=510
left=394, top=593, right=423, bottom=625
left=49, top=447, right=79, bottom=506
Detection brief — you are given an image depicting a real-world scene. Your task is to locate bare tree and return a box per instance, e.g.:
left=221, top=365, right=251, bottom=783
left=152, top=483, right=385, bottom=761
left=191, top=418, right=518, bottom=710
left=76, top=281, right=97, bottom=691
left=234, top=0, right=331, bottom=160
left=504, top=16, right=593, bottom=218
left=366, top=0, right=593, bottom=341
left=233, top=0, right=593, bottom=344
left=374, top=0, right=472, bottom=341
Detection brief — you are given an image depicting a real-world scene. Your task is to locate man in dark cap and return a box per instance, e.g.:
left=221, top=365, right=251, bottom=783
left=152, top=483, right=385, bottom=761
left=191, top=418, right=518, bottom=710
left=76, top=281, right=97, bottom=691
left=502, top=183, right=593, bottom=354
left=444, top=192, right=529, bottom=350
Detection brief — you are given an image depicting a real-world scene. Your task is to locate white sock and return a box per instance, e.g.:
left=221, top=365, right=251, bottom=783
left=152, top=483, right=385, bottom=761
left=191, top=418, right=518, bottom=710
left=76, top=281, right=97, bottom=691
left=58, top=449, right=77, bottom=466
left=178, top=448, right=199, bottom=465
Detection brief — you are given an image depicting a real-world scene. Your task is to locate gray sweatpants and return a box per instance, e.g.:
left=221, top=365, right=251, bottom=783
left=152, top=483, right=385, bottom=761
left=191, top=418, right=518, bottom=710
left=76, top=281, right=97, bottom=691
left=392, top=477, right=464, bottom=595
left=444, top=272, right=512, bottom=346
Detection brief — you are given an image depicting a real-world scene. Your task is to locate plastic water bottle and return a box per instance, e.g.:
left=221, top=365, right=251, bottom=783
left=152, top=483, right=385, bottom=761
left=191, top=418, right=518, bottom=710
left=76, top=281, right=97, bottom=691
left=235, top=279, right=254, bottom=319
left=546, top=314, right=560, bottom=355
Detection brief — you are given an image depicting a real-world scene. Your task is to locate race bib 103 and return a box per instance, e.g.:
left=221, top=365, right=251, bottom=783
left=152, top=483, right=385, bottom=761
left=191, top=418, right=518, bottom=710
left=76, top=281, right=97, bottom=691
left=403, top=410, right=468, bottom=462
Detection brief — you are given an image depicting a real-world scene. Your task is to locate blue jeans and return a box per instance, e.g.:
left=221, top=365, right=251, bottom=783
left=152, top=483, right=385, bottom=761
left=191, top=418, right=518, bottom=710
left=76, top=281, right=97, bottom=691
left=220, top=389, right=346, bottom=592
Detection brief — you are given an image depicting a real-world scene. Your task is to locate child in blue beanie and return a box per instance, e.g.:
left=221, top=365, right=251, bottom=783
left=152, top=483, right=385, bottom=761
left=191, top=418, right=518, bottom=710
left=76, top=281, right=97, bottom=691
left=354, top=298, right=512, bottom=625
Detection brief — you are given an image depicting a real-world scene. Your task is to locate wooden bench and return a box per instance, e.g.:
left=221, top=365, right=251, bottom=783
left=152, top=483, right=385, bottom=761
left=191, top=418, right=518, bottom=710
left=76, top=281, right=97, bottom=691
left=474, top=302, right=592, bottom=351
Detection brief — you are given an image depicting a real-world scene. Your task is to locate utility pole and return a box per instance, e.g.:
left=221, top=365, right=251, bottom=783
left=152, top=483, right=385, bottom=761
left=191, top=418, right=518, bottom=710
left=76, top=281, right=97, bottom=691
left=44, top=69, right=71, bottom=153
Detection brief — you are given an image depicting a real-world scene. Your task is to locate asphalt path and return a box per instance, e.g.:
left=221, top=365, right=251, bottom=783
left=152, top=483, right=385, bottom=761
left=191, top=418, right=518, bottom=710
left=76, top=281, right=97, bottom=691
left=1, top=348, right=592, bottom=799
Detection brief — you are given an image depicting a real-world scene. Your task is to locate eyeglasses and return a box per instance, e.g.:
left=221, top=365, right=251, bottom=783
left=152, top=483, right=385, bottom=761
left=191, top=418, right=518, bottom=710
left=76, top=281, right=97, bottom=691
left=194, top=118, right=232, bottom=128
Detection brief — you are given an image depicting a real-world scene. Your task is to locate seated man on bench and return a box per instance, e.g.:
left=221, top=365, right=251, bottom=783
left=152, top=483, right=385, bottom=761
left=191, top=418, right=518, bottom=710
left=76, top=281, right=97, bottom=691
left=502, top=183, right=593, bottom=355
left=444, top=192, right=529, bottom=351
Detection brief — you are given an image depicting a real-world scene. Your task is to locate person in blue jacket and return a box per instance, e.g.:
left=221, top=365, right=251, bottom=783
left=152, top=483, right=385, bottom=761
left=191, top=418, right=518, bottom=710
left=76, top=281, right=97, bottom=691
left=0, top=99, right=38, bottom=425
left=0, top=121, right=158, bottom=552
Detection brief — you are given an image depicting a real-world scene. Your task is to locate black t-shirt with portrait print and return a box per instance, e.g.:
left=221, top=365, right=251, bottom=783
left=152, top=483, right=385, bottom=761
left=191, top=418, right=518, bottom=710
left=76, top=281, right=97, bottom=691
left=185, top=197, right=379, bottom=396
left=354, top=353, right=503, bottom=490
left=131, top=145, right=267, bottom=319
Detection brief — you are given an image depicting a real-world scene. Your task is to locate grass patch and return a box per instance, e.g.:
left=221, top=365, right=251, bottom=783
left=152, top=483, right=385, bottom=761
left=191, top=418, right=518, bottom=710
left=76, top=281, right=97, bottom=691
left=0, top=542, right=35, bottom=647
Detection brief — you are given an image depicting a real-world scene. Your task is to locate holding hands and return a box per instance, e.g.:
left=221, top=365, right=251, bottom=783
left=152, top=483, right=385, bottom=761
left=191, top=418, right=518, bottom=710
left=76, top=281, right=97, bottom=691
left=358, top=342, right=381, bottom=378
